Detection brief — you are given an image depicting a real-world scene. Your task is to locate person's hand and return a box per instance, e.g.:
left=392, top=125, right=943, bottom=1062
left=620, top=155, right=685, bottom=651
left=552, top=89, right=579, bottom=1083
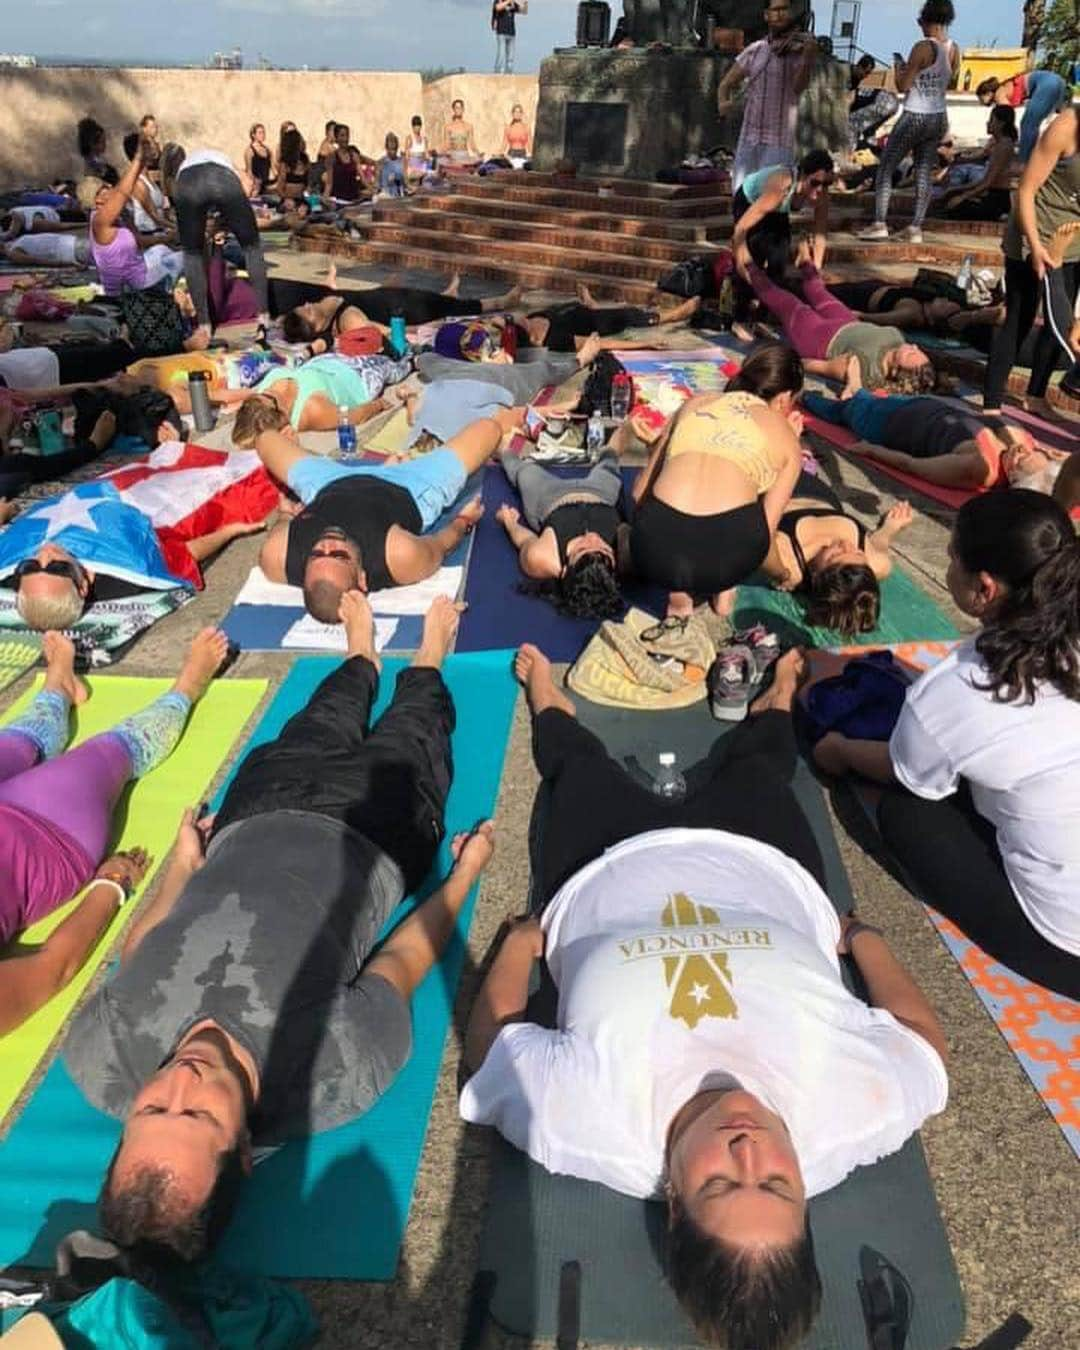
left=733, top=241, right=752, bottom=278
left=812, top=731, right=849, bottom=777
left=836, top=913, right=874, bottom=956
left=451, top=819, right=496, bottom=876
left=775, top=567, right=798, bottom=592
left=496, top=503, right=520, bottom=528
left=1030, top=242, right=1054, bottom=280
left=717, top=99, right=734, bottom=118
left=883, top=501, right=913, bottom=533
left=89, top=409, right=117, bottom=452
left=173, top=806, right=215, bottom=873
left=95, top=847, right=153, bottom=897
left=326, top=261, right=338, bottom=290
left=504, top=913, right=545, bottom=960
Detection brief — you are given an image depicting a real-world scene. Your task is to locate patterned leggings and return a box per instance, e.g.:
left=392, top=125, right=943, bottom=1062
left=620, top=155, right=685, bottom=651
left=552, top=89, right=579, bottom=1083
left=873, top=110, right=949, bottom=229
left=849, top=90, right=900, bottom=148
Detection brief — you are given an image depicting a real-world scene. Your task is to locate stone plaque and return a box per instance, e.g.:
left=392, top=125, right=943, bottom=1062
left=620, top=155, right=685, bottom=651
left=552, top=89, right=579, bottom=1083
left=564, top=101, right=629, bottom=168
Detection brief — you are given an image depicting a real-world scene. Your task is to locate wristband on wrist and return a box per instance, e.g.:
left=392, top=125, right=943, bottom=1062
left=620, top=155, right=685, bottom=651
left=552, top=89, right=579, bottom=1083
left=92, top=878, right=129, bottom=909
left=845, top=920, right=884, bottom=947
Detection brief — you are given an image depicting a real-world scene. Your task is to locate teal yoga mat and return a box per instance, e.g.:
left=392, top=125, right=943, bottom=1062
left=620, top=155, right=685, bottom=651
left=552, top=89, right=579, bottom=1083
left=0, top=651, right=518, bottom=1281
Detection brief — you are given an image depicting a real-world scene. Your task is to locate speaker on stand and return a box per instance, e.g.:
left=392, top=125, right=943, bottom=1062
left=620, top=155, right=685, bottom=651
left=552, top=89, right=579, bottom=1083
left=576, top=1, right=612, bottom=47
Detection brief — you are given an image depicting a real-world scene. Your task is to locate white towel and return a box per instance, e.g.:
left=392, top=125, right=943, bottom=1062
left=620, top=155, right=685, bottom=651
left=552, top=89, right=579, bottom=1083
left=233, top=564, right=463, bottom=617
left=282, top=614, right=399, bottom=653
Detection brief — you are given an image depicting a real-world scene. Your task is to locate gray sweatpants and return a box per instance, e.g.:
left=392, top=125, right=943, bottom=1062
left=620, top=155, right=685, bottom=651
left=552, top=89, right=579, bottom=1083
left=501, top=451, right=622, bottom=533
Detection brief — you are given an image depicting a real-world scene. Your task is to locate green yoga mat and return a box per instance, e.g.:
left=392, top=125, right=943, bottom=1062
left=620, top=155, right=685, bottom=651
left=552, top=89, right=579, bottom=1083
left=475, top=699, right=965, bottom=1350
left=735, top=567, right=958, bottom=649
left=0, top=675, right=266, bottom=1128
left=0, top=652, right=518, bottom=1282
left=0, top=639, right=38, bottom=697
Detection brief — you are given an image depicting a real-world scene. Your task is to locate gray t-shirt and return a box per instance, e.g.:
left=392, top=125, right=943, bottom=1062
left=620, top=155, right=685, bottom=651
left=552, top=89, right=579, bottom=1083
left=827, top=321, right=906, bottom=389
left=417, top=350, right=580, bottom=403
left=65, top=810, right=410, bottom=1146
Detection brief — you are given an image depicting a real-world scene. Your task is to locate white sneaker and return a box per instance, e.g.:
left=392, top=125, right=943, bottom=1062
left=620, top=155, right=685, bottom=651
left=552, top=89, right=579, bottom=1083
left=894, top=224, right=924, bottom=243
left=856, top=222, right=889, bottom=241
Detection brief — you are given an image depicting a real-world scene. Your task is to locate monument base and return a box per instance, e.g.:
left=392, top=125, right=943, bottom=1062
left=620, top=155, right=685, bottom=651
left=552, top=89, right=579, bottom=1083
left=532, top=47, right=735, bottom=180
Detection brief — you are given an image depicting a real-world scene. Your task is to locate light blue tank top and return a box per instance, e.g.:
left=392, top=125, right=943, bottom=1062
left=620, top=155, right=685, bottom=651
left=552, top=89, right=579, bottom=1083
left=740, top=165, right=796, bottom=212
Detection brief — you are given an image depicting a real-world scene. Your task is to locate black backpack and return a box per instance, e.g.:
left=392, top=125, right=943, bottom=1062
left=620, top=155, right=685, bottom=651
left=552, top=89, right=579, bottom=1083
left=578, top=350, right=634, bottom=418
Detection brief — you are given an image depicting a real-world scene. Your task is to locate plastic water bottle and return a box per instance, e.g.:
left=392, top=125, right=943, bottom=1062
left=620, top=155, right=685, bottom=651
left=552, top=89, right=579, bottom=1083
left=610, top=370, right=632, bottom=420
left=652, top=752, right=687, bottom=800
left=586, top=409, right=605, bottom=458
left=337, top=405, right=357, bottom=454
left=389, top=309, right=408, bottom=357
left=956, top=254, right=973, bottom=297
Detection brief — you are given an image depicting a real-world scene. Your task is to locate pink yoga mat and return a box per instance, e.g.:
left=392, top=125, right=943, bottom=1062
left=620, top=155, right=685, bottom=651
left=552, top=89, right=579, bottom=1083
left=804, top=413, right=977, bottom=510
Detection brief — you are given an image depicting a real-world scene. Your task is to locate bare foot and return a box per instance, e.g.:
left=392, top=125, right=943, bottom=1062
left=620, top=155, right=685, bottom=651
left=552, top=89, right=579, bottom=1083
left=185, top=327, right=211, bottom=353
left=457, top=496, right=485, bottom=531
left=414, top=595, right=466, bottom=669
left=497, top=283, right=523, bottom=310
left=42, top=632, right=88, bottom=706
left=173, top=627, right=230, bottom=703
left=0, top=498, right=17, bottom=525
left=514, top=643, right=576, bottom=717
left=340, top=589, right=380, bottom=667
left=794, top=237, right=814, bottom=269
left=442, top=271, right=462, bottom=299
left=659, top=295, right=701, bottom=325
left=732, top=321, right=756, bottom=344
left=749, top=647, right=806, bottom=715
left=1047, top=221, right=1080, bottom=271
left=576, top=281, right=597, bottom=307
left=709, top=588, right=736, bottom=619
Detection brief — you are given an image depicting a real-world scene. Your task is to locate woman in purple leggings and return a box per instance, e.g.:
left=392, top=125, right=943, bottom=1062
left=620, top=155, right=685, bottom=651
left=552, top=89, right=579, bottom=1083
left=745, top=246, right=936, bottom=393
left=0, top=627, right=227, bottom=1035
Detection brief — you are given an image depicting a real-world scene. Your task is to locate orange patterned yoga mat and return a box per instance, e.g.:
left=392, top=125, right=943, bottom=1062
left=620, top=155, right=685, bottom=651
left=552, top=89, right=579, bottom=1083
left=828, top=639, right=1080, bottom=1161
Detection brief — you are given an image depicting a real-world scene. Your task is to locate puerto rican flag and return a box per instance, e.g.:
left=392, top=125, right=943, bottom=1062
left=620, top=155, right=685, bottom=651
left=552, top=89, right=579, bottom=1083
left=0, top=443, right=278, bottom=592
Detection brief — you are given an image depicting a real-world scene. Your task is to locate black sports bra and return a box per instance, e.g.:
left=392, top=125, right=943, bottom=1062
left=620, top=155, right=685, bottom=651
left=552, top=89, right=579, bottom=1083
left=779, top=508, right=868, bottom=582
left=313, top=298, right=350, bottom=345
left=545, top=499, right=619, bottom=565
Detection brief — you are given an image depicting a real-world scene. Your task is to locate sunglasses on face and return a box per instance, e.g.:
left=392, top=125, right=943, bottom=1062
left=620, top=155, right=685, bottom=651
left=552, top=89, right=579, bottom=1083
left=13, top=558, right=82, bottom=587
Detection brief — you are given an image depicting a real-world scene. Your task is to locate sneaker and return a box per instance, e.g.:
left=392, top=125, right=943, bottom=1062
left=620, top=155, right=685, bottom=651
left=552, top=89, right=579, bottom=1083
left=733, top=624, right=780, bottom=688
left=856, top=222, right=889, bottom=242
left=894, top=224, right=923, bottom=244
left=707, top=644, right=755, bottom=722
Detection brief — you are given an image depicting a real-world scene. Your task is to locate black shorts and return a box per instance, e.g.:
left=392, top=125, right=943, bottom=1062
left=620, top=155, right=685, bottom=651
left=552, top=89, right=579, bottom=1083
left=630, top=495, right=770, bottom=595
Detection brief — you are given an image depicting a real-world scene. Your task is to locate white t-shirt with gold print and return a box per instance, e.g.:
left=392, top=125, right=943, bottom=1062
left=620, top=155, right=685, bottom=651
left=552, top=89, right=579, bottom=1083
left=460, top=828, right=947, bottom=1200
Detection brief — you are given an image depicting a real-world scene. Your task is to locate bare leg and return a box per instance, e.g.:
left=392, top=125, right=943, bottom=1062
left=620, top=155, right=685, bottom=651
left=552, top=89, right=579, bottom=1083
left=666, top=591, right=695, bottom=619
left=413, top=594, right=466, bottom=670
left=480, top=282, right=523, bottom=313
left=709, top=588, right=737, bottom=618
left=656, top=295, right=702, bottom=325
left=749, top=647, right=806, bottom=714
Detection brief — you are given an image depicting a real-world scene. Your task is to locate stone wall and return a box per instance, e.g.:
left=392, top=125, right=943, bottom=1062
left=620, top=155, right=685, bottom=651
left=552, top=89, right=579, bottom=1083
left=0, top=67, right=539, bottom=188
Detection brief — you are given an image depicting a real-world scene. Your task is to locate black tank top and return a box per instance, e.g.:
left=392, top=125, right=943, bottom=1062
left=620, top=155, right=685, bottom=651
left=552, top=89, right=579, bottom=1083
left=314, top=298, right=349, bottom=345
left=779, top=509, right=868, bottom=582
left=284, top=476, right=422, bottom=593
left=545, top=499, right=619, bottom=565
left=250, top=147, right=272, bottom=190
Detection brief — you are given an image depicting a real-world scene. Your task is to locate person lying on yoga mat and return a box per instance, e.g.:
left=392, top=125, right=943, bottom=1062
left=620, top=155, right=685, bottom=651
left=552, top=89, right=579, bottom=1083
left=462, top=644, right=947, bottom=1350
left=629, top=344, right=804, bottom=622
left=1, top=232, right=90, bottom=269
left=230, top=351, right=413, bottom=435
left=823, top=277, right=1006, bottom=352
left=803, top=388, right=1069, bottom=494
left=745, top=242, right=937, bottom=393
left=246, top=403, right=507, bottom=616
left=418, top=332, right=603, bottom=406
left=0, top=627, right=227, bottom=1035
left=65, top=593, right=494, bottom=1264
left=814, top=491, right=1080, bottom=998
left=517, top=286, right=701, bottom=355
left=496, top=448, right=628, bottom=620
left=277, top=264, right=524, bottom=352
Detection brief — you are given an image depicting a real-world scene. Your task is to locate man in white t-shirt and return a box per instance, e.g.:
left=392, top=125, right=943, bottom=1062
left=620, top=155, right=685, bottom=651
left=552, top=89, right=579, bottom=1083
left=462, top=646, right=948, bottom=1350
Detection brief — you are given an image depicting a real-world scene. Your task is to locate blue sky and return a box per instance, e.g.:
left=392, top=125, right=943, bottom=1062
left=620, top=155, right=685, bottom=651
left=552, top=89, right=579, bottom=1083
left=5, top=0, right=1021, bottom=72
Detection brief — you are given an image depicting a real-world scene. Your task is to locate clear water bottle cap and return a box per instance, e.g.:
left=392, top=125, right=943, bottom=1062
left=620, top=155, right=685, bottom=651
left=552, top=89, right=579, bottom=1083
left=338, top=404, right=349, bottom=414
left=658, top=752, right=675, bottom=766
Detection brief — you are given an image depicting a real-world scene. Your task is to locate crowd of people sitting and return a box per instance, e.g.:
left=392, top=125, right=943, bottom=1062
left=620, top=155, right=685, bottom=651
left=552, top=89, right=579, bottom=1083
left=0, top=13, right=1076, bottom=1347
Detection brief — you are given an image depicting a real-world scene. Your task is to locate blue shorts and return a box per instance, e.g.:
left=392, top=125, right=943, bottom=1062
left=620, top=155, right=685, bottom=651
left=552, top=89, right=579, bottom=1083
left=287, top=448, right=468, bottom=531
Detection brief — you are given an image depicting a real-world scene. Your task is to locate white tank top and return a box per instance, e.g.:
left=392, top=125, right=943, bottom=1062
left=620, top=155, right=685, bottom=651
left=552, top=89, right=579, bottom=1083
left=904, top=37, right=950, bottom=116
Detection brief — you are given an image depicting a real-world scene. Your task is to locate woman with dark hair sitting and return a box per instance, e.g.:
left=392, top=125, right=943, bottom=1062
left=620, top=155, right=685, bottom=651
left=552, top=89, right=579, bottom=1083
left=77, top=117, right=118, bottom=187
left=275, top=127, right=311, bottom=204
left=814, top=490, right=1080, bottom=997
left=495, top=450, right=626, bottom=620
left=630, top=343, right=803, bottom=621
left=938, top=105, right=1017, bottom=221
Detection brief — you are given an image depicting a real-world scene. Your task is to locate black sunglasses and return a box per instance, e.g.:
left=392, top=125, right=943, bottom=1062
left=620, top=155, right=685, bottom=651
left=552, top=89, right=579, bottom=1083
left=13, top=559, right=83, bottom=587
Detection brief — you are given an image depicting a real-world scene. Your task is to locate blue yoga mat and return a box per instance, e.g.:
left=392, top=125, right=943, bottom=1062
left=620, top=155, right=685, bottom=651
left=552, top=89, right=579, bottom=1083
left=0, top=651, right=518, bottom=1281
left=457, top=466, right=666, bottom=662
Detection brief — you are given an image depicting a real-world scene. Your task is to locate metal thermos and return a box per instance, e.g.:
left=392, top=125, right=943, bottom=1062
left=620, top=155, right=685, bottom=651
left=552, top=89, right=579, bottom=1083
left=188, top=370, right=216, bottom=432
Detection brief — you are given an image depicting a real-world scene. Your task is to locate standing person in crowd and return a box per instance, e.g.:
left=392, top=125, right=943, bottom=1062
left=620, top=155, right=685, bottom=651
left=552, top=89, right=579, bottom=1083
left=859, top=1, right=958, bottom=244
left=984, top=111, right=1080, bottom=417
left=814, top=490, right=1080, bottom=998
left=848, top=56, right=900, bottom=149
left=492, top=0, right=526, bottom=74
left=139, top=114, right=162, bottom=178
left=86, top=149, right=183, bottom=297
left=977, top=67, right=1070, bottom=164
left=243, top=124, right=274, bottom=198
left=161, top=143, right=268, bottom=343
left=77, top=117, right=119, bottom=187
left=715, top=1, right=819, bottom=191
left=275, top=127, right=310, bottom=204
left=121, top=133, right=170, bottom=234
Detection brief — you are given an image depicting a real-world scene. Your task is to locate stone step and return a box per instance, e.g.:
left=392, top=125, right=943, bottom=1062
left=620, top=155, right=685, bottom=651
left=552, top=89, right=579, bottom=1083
left=929, top=350, right=1080, bottom=414
left=396, top=193, right=720, bottom=242
left=370, top=203, right=702, bottom=265
left=352, top=219, right=680, bottom=283
left=494, top=169, right=727, bottom=200
left=291, top=232, right=662, bottom=304
left=449, top=177, right=716, bottom=217
left=825, top=234, right=1001, bottom=268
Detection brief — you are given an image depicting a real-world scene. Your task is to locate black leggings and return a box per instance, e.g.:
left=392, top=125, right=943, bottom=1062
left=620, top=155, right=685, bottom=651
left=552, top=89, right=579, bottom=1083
left=984, top=256, right=1079, bottom=409
left=0, top=438, right=107, bottom=500
left=212, top=656, right=455, bottom=893
left=732, top=187, right=792, bottom=321
left=877, top=783, right=1080, bottom=999
left=172, top=162, right=268, bottom=329
left=537, top=302, right=657, bottom=352
left=942, top=188, right=1011, bottom=221
left=267, top=278, right=492, bottom=326
left=533, top=707, right=825, bottom=907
